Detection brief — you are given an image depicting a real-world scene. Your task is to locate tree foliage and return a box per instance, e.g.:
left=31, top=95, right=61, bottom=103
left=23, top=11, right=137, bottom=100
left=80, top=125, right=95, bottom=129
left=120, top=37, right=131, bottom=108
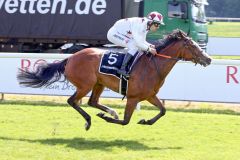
left=206, top=0, right=240, bottom=17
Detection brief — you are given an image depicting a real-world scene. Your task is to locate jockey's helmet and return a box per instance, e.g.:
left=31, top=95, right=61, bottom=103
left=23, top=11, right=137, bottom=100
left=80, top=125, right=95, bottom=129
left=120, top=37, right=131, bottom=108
left=147, top=11, right=164, bottom=25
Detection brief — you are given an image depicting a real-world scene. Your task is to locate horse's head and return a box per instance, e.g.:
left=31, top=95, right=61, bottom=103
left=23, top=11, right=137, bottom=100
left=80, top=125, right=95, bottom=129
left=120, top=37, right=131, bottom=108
left=156, top=30, right=212, bottom=67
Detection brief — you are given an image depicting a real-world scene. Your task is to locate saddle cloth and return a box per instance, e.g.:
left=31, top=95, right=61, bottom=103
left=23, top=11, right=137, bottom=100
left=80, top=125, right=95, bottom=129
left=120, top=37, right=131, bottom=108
left=99, top=50, right=142, bottom=78
left=99, top=50, right=143, bottom=95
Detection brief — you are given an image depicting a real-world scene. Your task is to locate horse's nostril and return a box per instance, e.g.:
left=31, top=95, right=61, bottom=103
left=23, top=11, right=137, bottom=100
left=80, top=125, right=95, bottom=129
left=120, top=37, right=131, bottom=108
left=208, top=58, right=212, bottom=64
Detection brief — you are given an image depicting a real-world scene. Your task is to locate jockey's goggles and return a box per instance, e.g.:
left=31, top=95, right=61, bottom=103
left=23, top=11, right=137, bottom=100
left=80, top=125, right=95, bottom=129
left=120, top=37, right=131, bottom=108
left=153, top=22, right=161, bottom=27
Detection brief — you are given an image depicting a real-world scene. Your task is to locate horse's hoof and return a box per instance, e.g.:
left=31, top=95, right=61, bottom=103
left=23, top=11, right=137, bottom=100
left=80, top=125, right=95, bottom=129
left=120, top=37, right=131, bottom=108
left=97, top=112, right=105, bottom=118
left=138, top=119, right=153, bottom=125
left=85, top=122, right=91, bottom=131
left=112, top=112, right=119, bottom=120
left=138, top=119, right=146, bottom=124
left=114, top=115, right=119, bottom=120
left=109, top=110, right=119, bottom=119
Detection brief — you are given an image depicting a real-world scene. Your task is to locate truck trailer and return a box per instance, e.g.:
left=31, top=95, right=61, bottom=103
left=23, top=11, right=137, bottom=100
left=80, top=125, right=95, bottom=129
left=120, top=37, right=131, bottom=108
left=0, top=0, right=208, bottom=53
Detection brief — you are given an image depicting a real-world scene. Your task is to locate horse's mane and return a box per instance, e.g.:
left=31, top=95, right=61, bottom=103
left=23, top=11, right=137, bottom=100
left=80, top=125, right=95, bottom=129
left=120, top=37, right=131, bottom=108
left=154, top=29, right=187, bottom=52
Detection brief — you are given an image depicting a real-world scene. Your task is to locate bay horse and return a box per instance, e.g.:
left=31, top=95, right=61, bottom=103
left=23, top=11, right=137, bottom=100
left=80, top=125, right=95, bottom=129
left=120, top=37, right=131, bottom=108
left=17, top=30, right=211, bottom=130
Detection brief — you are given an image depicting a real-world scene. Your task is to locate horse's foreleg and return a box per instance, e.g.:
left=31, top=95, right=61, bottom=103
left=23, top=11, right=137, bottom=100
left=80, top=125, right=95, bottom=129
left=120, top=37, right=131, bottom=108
left=97, top=98, right=138, bottom=125
left=67, top=91, right=91, bottom=131
left=138, top=96, right=166, bottom=125
left=88, top=83, right=119, bottom=119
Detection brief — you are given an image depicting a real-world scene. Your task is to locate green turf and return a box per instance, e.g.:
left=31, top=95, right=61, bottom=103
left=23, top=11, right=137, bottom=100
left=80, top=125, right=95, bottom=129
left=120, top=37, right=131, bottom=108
left=211, top=56, right=240, bottom=60
left=208, top=22, right=240, bottom=37
left=0, top=103, right=239, bottom=160
left=207, top=22, right=240, bottom=59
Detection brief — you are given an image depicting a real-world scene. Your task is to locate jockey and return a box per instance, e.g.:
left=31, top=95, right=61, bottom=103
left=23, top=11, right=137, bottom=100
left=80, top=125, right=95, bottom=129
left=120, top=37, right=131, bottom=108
left=107, top=11, right=164, bottom=77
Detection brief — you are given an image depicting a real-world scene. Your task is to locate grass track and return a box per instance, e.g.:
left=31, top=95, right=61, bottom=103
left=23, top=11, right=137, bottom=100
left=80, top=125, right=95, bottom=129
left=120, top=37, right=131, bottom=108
left=0, top=102, right=239, bottom=160
left=208, top=22, right=240, bottom=37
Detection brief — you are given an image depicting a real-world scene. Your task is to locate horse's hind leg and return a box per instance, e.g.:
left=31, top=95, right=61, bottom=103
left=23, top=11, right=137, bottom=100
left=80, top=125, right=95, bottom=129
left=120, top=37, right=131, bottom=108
left=138, top=96, right=166, bottom=125
left=88, top=83, right=119, bottom=119
left=97, top=98, right=138, bottom=125
left=67, top=90, right=91, bottom=130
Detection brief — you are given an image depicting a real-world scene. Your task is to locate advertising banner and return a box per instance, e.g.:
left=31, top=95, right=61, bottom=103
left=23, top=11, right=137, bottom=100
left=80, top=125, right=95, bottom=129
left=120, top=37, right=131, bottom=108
left=0, top=0, right=122, bottom=40
left=0, top=53, right=240, bottom=103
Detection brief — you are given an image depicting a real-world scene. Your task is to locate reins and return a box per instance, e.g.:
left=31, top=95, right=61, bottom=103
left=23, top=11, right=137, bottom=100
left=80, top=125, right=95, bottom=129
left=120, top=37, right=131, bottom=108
left=155, top=52, right=185, bottom=61
left=154, top=34, right=192, bottom=62
left=150, top=42, right=188, bottom=78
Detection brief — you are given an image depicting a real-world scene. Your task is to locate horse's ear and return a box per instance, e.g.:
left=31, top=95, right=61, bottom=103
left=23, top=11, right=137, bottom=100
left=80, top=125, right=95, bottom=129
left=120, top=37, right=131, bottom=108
left=178, top=30, right=187, bottom=38
left=176, top=29, right=183, bottom=39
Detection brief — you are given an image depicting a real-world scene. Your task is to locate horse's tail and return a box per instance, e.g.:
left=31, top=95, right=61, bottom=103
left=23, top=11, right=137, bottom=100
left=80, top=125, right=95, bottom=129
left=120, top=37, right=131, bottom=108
left=17, top=58, right=68, bottom=88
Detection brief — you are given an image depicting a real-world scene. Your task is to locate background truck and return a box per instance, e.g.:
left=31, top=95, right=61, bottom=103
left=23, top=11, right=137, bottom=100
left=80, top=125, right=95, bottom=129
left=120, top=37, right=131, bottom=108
left=0, top=0, right=208, bottom=53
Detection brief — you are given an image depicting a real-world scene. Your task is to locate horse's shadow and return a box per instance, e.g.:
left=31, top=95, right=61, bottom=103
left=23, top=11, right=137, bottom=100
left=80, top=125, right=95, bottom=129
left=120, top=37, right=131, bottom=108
left=0, top=136, right=182, bottom=151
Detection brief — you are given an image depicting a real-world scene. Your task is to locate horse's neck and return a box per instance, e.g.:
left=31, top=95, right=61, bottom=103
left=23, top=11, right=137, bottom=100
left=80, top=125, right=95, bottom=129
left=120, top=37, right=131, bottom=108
left=156, top=57, right=177, bottom=81
left=156, top=44, right=181, bottom=79
left=134, top=53, right=177, bottom=79
left=133, top=44, right=181, bottom=77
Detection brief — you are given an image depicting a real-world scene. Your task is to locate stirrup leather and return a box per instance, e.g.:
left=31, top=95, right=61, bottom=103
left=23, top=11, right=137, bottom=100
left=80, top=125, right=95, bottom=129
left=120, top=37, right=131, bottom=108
left=118, top=69, right=129, bottom=77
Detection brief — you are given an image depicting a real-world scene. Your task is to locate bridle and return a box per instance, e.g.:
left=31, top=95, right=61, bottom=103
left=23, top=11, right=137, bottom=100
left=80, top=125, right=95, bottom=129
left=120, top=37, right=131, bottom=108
left=154, top=37, right=198, bottom=63
left=151, top=37, right=198, bottom=77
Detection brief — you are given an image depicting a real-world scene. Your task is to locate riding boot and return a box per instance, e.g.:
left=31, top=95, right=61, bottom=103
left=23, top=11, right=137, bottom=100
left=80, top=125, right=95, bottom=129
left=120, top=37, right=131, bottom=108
left=118, top=53, right=133, bottom=77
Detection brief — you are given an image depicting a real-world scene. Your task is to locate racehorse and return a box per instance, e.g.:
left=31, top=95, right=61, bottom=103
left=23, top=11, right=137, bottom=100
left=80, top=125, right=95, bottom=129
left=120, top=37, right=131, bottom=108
left=17, top=30, right=212, bottom=130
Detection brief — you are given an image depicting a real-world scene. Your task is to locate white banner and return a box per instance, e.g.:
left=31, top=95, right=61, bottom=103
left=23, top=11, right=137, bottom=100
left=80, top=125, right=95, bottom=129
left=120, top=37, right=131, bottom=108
left=0, top=53, right=239, bottom=103
left=208, top=37, right=240, bottom=55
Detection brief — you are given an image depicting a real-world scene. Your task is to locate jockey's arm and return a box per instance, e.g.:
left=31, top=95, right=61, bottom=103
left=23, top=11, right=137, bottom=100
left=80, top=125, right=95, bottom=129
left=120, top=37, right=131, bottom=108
left=131, top=25, right=150, bottom=51
left=133, top=34, right=156, bottom=55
